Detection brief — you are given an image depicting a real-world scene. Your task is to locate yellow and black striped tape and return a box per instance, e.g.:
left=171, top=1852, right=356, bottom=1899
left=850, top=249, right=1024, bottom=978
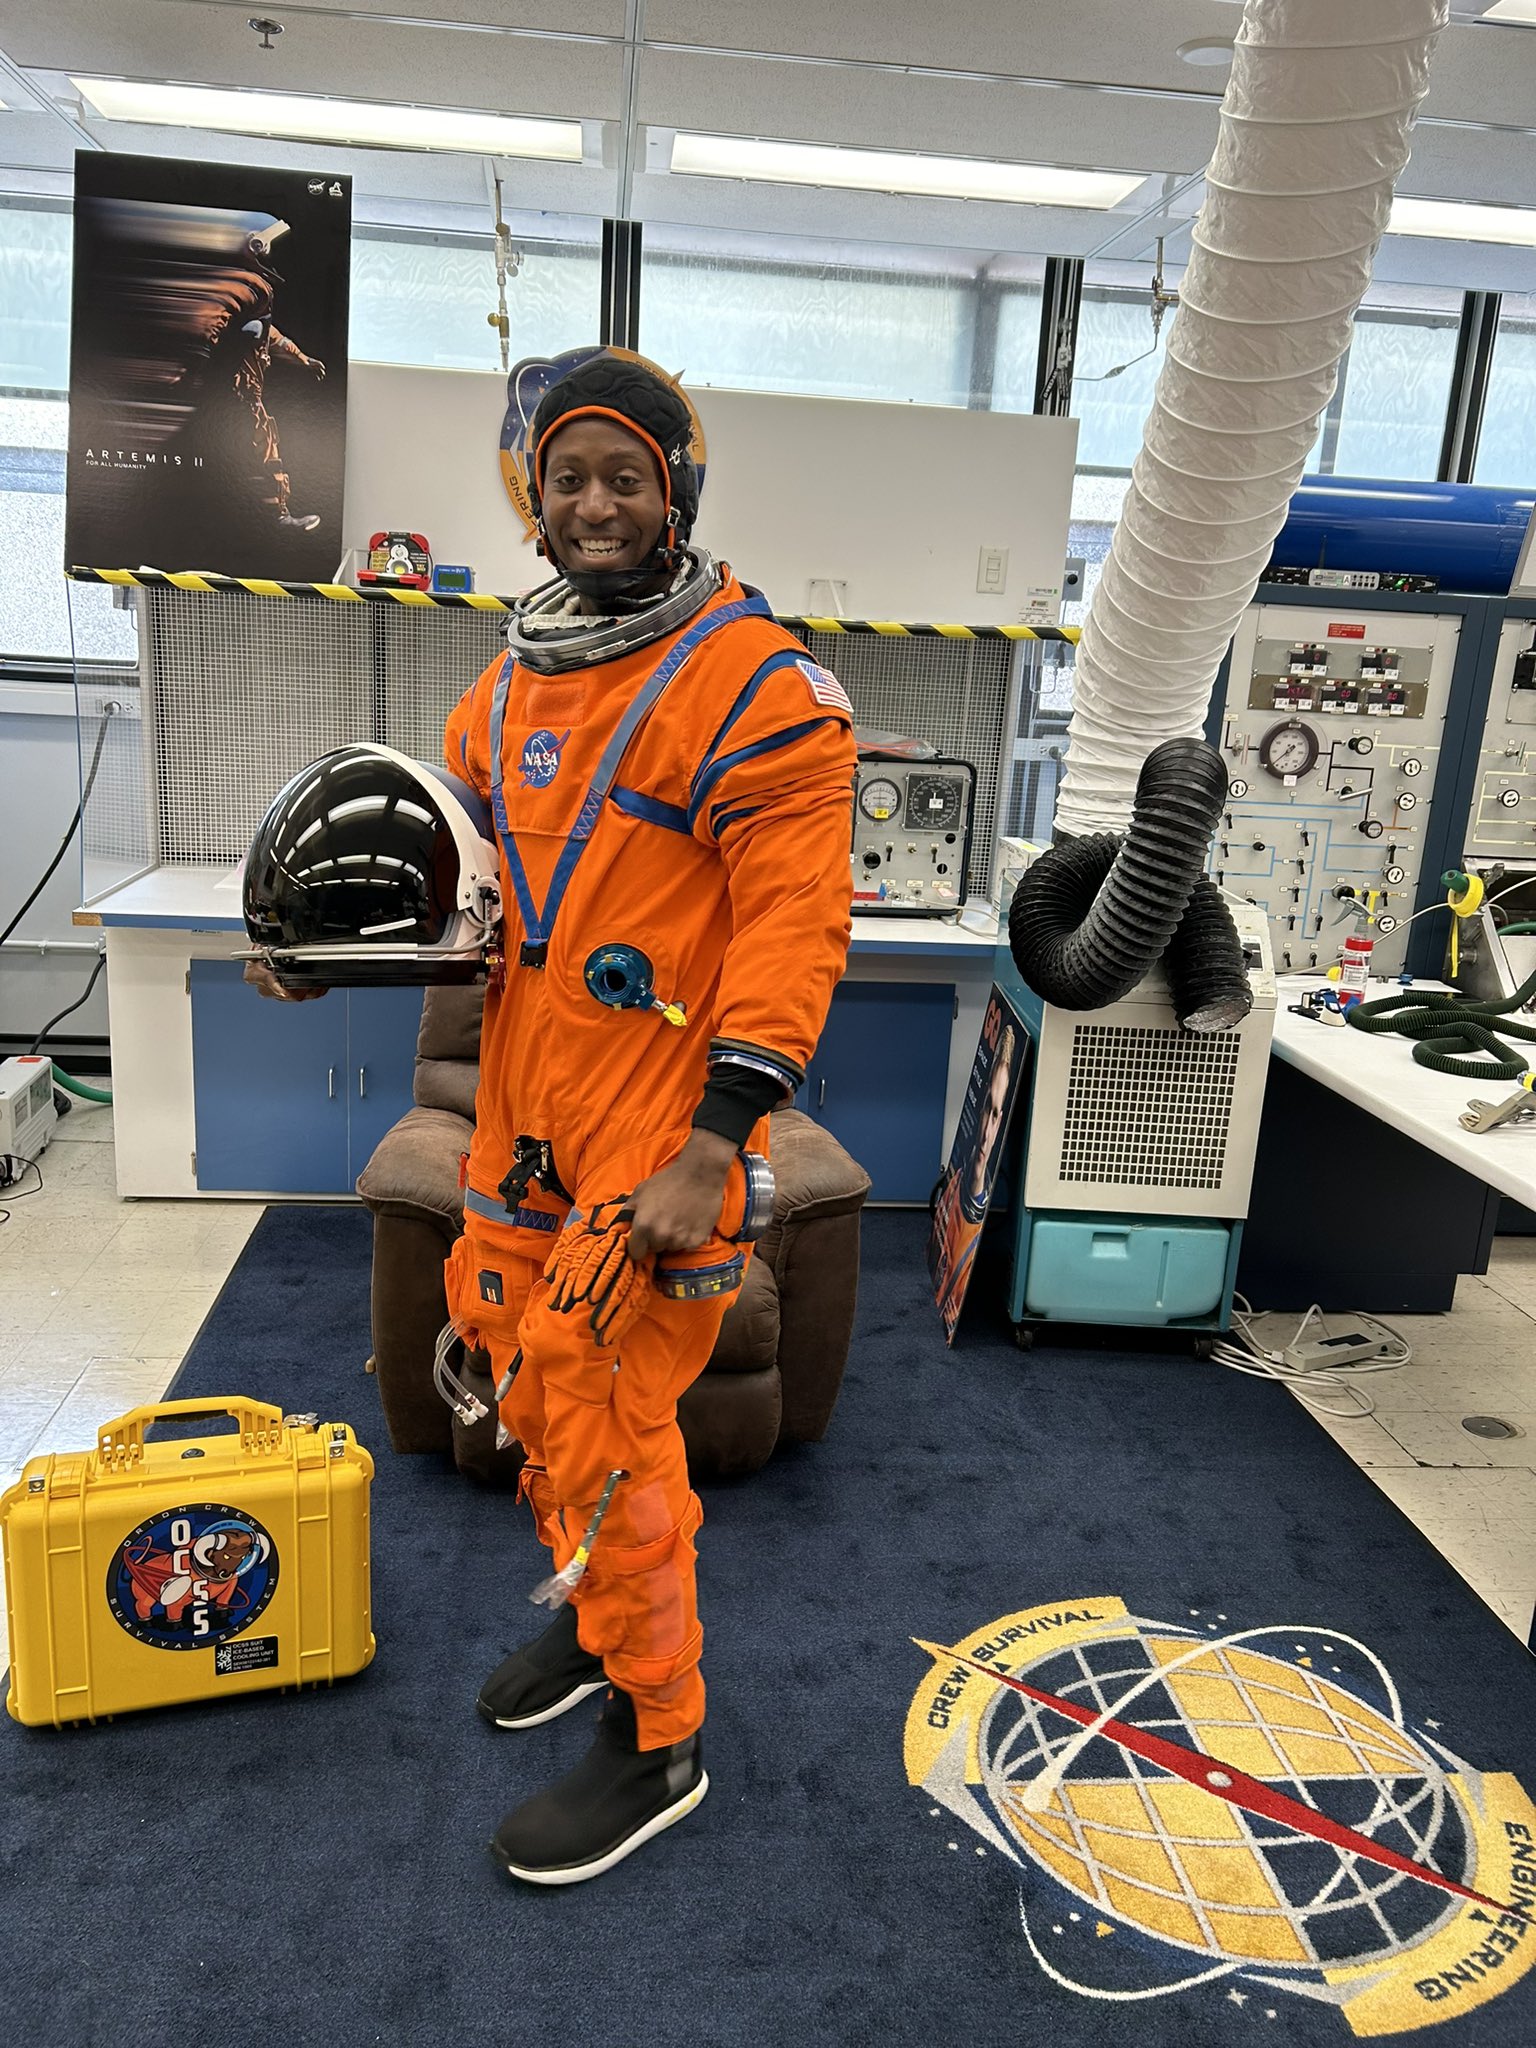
left=782, top=616, right=1080, bottom=644
left=66, top=565, right=514, bottom=611
left=67, top=567, right=1083, bottom=640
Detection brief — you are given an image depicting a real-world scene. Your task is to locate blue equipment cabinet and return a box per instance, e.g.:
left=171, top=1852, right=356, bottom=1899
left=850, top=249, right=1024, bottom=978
left=190, top=962, right=419, bottom=1193
left=800, top=981, right=952, bottom=1203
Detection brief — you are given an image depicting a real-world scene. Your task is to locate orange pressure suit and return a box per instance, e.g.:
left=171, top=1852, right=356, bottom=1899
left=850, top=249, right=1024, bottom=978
left=442, top=574, right=855, bottom=1749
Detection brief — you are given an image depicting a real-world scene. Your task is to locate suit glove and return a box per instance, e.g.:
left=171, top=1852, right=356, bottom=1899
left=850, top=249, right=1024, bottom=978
left=543, top=1197, right=653, bottom=1346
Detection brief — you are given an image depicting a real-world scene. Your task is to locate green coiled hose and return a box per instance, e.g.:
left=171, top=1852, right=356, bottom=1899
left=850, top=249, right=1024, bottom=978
left=50, top=1066, right=113, bottom=1105
left=1346, top=966, right=1536, bottom=1080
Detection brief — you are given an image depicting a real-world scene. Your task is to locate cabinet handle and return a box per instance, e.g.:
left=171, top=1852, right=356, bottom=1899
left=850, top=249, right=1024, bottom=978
left=818, top=1078, right=827, bottom=1109
left=358, top=1066, right=367, bottom=1099
left=327, top=1066, right=336, bottom=1099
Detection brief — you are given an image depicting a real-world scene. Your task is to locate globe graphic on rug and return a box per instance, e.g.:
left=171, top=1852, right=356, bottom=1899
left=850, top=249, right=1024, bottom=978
left=977, top=1625, right=1470, bottom=1971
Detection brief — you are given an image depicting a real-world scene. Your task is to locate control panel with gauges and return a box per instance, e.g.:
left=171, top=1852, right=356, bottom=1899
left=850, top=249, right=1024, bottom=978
left=1210, top=602, right=1464, bottom=977
left=1464, top=614, right=1536, bottom=862
left=851, top=735, right=976, bottom=916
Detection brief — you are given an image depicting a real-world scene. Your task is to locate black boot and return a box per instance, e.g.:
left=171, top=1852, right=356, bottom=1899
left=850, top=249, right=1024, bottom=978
left=476, top=1603, right=606, bottom=1729
left=492, top=1686, right=707, bottom=1886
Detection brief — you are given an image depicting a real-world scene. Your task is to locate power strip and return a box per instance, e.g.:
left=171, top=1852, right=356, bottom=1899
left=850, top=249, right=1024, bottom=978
left=1240, top=1310, right=1401, bottom=1374
left=1287, top=1324, right=1392, bottom=1373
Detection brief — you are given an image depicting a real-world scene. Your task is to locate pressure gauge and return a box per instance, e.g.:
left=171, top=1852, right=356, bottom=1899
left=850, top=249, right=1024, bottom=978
left=904, top=775, right=964, bottom=832
left=858, top=776, right=902, bottom=823
left=1258, top=719, right=1319, bottom=781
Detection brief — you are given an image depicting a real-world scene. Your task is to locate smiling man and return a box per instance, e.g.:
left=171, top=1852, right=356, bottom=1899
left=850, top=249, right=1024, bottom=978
left=440, top=351, right=857, bottom=1884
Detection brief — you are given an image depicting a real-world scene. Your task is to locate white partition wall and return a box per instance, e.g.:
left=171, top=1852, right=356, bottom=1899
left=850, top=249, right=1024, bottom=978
left=343, top=364, right=1077, bottom=622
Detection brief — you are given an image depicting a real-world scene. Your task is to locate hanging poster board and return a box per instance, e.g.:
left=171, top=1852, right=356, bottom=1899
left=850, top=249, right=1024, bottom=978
left=928, top=985, right=1030, bottom=1343
left=65, top=152, right=351, bottom=580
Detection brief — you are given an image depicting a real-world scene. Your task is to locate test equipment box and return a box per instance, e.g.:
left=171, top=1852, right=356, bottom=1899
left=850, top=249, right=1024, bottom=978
left=2, top=1399, right=374, bottom=1728
left=0, top=1054, right=57, bottom=1165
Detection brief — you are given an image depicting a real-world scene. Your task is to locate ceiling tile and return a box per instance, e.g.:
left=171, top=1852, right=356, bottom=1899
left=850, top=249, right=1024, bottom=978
left=637, top=46, right=1218, bottom=174
left=643, top=0, right=1242, bottom=94
left=5, top=2, right=625, bottom=121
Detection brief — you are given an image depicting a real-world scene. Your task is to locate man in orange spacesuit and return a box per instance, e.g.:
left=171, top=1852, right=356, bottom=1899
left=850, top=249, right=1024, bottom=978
left=440, top=351, right=856, bottom=1884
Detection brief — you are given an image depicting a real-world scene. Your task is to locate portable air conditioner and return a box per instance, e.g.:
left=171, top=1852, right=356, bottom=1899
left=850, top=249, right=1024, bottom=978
left=0, top=1057, right=58, bottom=1166
left=995, top=845, right=1275, bottom=1341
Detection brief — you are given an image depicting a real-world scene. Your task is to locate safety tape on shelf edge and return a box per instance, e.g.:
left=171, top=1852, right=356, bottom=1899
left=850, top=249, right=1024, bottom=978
left=64, top=568, right=1082, bottom=640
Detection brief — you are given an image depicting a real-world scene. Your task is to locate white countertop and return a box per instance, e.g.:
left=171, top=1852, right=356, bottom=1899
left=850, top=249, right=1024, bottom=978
left=76, top=863, right=1001, bottom=957
left=1272, top=975, right=1536, bottom=1209
left=75, top=864, right=248, bottom=930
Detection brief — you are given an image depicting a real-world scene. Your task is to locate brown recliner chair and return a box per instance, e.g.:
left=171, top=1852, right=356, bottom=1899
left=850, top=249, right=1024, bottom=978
left=356, top=985, right=871, bottom=1481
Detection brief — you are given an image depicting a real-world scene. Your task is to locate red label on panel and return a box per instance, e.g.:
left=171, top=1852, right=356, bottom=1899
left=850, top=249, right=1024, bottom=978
left=1328, top=622, right=1366, bottom=639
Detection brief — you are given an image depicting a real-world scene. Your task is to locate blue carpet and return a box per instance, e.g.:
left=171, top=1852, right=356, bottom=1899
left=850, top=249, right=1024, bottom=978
left=6, top=1207, right=1536, bottom=2048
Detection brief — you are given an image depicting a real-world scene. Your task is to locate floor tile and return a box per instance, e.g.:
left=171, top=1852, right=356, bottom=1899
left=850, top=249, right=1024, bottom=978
left=1306, top=1412, right=1421, bottom=1468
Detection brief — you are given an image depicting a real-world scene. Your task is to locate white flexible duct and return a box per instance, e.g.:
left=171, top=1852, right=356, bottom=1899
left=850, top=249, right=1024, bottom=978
left=1054, top=0, right=1449, bottom=838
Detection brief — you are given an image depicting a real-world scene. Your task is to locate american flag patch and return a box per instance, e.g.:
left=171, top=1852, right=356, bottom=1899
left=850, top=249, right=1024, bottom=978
left=796, top=658, right=853, bottom=716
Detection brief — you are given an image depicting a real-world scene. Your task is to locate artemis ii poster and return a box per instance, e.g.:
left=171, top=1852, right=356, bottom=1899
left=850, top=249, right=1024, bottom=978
left=65, top=152, right=351, bottom=580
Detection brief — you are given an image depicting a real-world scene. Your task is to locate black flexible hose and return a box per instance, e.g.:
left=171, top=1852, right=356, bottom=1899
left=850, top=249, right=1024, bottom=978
left=1345, top=967, right=1536, bottom=1079
left=1008, top=737, right=1251, bottom=1031
left=1164, top=878, right=1253, bottom=1034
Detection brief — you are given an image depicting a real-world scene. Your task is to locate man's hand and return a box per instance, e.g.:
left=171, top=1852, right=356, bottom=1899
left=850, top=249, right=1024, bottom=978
left=243, top=957, right=328, bottom=1002
left=626, top=1130, right=737, bottom=1263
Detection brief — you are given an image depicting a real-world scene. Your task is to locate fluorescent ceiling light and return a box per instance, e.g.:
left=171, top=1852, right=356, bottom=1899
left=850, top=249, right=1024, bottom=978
left=1389, top=194, right=1536, bottom=247
left=1484, top=2, right=1536, bottom=25
left=70, top=78, right=582, bottom=160
left=668, top=133, right=1144, bottom=210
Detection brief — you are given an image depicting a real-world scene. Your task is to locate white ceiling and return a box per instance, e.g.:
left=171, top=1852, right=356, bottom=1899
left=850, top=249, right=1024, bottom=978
left=1, top=0, right=1535, bottom=292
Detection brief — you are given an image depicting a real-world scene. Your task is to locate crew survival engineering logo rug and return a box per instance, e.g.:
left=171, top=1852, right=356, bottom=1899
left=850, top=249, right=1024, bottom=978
left=905, top=1598, right=1536, bottom=2037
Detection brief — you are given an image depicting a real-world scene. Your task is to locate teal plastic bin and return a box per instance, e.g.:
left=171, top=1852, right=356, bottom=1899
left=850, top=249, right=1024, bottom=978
left=1022, top=1214, right=1232, bottom=1326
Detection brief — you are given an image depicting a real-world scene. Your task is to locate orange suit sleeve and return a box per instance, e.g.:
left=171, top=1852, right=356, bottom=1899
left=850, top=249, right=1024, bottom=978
left=688, top=655, right=857, bottom=1102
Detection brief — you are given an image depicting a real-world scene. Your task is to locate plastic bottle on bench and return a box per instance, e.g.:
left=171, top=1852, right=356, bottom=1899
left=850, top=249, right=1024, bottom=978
left=1337, top=932, right=1373, bottom=1006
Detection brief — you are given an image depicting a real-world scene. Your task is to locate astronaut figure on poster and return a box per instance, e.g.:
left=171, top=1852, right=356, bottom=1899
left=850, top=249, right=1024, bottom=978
left=197, top=219, right=329, bottom=534
left=928, top=988, right=1028, bottom=1341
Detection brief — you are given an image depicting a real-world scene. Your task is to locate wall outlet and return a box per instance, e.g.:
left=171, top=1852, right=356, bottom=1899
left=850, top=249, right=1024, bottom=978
left=977, top=546, right=1009, bottom=595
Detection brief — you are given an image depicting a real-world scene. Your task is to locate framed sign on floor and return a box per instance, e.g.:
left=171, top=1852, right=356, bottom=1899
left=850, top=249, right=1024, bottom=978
left=65, top=152, right=351, bottom=581
left=927, top=984, right=1030, bottom=1343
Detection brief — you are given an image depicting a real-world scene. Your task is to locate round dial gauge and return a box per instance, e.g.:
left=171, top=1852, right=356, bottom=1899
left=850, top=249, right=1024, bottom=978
left=904, top=775, right=964, bottom=832
left=1228, top=778, right=1249, bottom=800
left=1376, top=915, right=1400, bottom=934
left=1258, top=719, right=1320, bottom=781
left=858, top=776, right=902, bottom=823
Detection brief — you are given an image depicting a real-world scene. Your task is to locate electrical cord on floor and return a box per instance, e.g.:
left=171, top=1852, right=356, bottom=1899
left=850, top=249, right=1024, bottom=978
left=1209, top=1294, right=1412, bottom=1421
left=0, top=1151, right=44, bottom=1230
left=26, top=951, right=106, bottom=1056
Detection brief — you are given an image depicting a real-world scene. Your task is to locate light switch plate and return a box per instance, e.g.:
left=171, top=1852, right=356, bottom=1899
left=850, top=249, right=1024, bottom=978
left=977, top=545, right=1009, bottom=594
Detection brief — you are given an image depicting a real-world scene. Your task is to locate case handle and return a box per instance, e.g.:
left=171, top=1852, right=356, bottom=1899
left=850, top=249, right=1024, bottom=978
left=96, top=1398, right=288, bottom=1463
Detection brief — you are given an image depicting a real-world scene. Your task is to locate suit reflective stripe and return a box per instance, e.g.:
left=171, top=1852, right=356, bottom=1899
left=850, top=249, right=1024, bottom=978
left=609, top=786, right=692, bottom=833
left=686, top=717, right=839, bottom=830
left=488, top=597, right=771, bottom=953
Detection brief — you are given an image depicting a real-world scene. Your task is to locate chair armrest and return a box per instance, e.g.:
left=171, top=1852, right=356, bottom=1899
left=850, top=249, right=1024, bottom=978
left=356, top=1103, right=474, bottom=1230
left=761, top=1109, right=870, bottom=1444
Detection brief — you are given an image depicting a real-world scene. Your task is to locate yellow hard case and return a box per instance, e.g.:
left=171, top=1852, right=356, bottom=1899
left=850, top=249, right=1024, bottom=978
left=2, top=1398, right=375, bottom=1728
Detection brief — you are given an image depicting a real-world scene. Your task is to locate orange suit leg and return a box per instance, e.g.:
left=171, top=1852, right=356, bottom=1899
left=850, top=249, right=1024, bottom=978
left=502, top=1270, right=731, bottom=1751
